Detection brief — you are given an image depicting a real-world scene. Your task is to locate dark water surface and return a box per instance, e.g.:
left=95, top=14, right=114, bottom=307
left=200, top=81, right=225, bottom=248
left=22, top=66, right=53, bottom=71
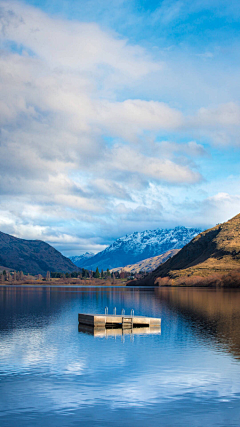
left=0, top=286, right=240, bottom=427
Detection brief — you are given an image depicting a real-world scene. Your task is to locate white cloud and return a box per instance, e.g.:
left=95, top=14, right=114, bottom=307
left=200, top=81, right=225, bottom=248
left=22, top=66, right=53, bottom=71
left=196, top=102, right=240, bottom=127
left=156, top=140, right=208, bottom=158
left=91, top=178, right=131, bottom=199
left=0, top=0, right=160, bottom=77
left=108, top=145, right=202, bottom=184
left=96, top=99, right=183, bottom=140
left=188, top=102, right=240, bottom=146
left=202, top=193, right=240, bottom=222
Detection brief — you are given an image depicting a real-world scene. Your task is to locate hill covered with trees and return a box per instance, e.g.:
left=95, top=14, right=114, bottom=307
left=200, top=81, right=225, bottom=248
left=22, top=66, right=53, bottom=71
left=0, top=231, right=77, bottom=275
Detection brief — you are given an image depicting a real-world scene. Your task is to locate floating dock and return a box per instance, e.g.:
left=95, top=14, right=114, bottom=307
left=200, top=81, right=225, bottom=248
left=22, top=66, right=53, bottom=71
left=78, top=313, right=161, bottom=329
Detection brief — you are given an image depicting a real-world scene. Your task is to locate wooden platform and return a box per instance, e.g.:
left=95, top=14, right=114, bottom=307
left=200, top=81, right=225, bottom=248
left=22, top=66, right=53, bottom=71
left=78, top=313, right=161, bottom=328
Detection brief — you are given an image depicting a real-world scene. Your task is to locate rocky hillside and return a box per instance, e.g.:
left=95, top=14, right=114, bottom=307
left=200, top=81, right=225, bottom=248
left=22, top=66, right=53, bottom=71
left=133, top=213, right=240, bottom=286
left=111, top=249, right=180, bottom=274
left=77, top=226, right=202, bottom=271
left=0, top=231, right=78, bottom=275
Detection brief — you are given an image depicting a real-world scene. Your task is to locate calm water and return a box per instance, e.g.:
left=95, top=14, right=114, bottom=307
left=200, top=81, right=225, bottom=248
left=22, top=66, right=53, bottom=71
left=0, top=286, right=240, bottom=427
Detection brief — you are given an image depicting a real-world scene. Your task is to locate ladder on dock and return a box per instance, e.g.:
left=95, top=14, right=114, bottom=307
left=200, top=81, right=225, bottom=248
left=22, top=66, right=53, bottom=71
left=122, top=316, right=133, bottom=328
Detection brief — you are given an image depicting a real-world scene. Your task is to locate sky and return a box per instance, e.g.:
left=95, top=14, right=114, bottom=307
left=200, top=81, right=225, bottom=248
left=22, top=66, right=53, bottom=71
left=0, top=0, right=240, bottom=256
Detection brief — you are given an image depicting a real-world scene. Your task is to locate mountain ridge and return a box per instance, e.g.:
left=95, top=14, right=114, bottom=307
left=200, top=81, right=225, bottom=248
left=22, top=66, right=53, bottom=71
left=75, top=226, right=202, bottom=271
left=0, top=231, right=78, bottom=275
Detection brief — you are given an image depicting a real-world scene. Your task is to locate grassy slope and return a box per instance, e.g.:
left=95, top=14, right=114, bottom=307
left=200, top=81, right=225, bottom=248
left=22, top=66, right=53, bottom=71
left=111, top=249, right=180, bottom=273
left=130, top=213, right=240, bottom=285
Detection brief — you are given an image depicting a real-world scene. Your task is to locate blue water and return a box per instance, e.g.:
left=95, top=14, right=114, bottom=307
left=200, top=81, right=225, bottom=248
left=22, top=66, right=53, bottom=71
left=0, top=286, right=240, bottom=427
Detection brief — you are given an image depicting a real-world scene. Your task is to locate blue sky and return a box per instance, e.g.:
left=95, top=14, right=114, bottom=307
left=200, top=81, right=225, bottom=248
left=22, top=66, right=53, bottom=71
left=0, top=0, right=240, bottom=255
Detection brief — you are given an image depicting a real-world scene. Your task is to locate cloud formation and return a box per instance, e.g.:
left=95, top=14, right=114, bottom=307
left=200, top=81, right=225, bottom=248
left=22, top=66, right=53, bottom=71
left=0, top=0, right=239, bottom=254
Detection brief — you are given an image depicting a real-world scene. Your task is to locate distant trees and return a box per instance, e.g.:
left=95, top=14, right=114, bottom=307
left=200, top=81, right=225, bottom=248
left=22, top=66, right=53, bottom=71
left=82, top=268, right=90, bottom=278
left=0, top=270, right=25, bottom=282
left=95, top=267, right=100, bottom=278
left=51, top=272, right=62, bottom=278
left=0, top=266, right=129, bottom=284
left=2, top=266, right=240, bottom=288
left=50, top=271, right=80, bottom=278
left=119, top=270, right=125, bottom=279
left=71, top=271, right=78, bottom=278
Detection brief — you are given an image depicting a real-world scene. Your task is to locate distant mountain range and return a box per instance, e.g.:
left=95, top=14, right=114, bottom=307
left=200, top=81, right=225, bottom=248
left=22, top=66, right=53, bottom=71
left=111, top=249, right=180, bottom=274
left=70, top=226, right=202, bottom=271
left=70, top=252, right=94, bottom=268
left=0, top=231, right=78, bottom=275
left=133, top=213, right=240, bottom=286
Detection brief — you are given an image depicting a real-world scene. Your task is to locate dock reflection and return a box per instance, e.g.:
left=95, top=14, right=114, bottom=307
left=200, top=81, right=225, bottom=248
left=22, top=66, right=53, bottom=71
left=78, top=324, right=161, bottom=337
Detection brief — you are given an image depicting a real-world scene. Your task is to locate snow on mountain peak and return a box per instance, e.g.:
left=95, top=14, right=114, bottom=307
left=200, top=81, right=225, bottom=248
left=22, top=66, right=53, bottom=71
left=75, top=226, right=202, bottom=271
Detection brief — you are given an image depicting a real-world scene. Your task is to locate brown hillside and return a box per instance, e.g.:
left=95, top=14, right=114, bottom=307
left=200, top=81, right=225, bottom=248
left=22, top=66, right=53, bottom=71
left=111, top=249, right=179, bottom=274
left=130, top=213, right=240, bottom=286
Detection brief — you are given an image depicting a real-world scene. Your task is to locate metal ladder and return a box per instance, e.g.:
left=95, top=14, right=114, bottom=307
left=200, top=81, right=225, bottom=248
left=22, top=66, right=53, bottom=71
left=122, top=316, right=133, bottom=328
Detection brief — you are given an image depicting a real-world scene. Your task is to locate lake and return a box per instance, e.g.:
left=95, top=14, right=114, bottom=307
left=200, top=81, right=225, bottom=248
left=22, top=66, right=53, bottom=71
left=0, top=286, right=240, bottom=427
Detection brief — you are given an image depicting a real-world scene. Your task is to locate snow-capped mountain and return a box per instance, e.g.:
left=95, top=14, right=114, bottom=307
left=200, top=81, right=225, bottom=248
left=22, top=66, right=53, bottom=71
left=76, top=227, right=202, bottom=271
left=70, top=252, right=94, bottom=268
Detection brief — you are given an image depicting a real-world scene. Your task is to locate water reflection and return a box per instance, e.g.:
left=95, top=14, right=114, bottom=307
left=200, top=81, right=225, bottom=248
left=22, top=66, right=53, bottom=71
left=0, top=286, right=240, bottom=427
left=78, top=324, right=161, bottom=337
left=155, top=287, right=240, bottom=359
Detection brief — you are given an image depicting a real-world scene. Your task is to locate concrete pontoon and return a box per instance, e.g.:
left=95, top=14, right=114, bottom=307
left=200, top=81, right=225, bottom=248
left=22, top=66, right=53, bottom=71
left=78, top=313, right=161, bottom=329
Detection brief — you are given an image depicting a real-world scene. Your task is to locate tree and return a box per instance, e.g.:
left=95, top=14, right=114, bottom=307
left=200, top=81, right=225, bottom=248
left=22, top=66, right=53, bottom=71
left=71, top=271, right=78, bottom=278
left=95, top=267, right=100, bottom=278
left=106, top=268, right=111, bottom=277
left=101, top=269, right=104, bottom=278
